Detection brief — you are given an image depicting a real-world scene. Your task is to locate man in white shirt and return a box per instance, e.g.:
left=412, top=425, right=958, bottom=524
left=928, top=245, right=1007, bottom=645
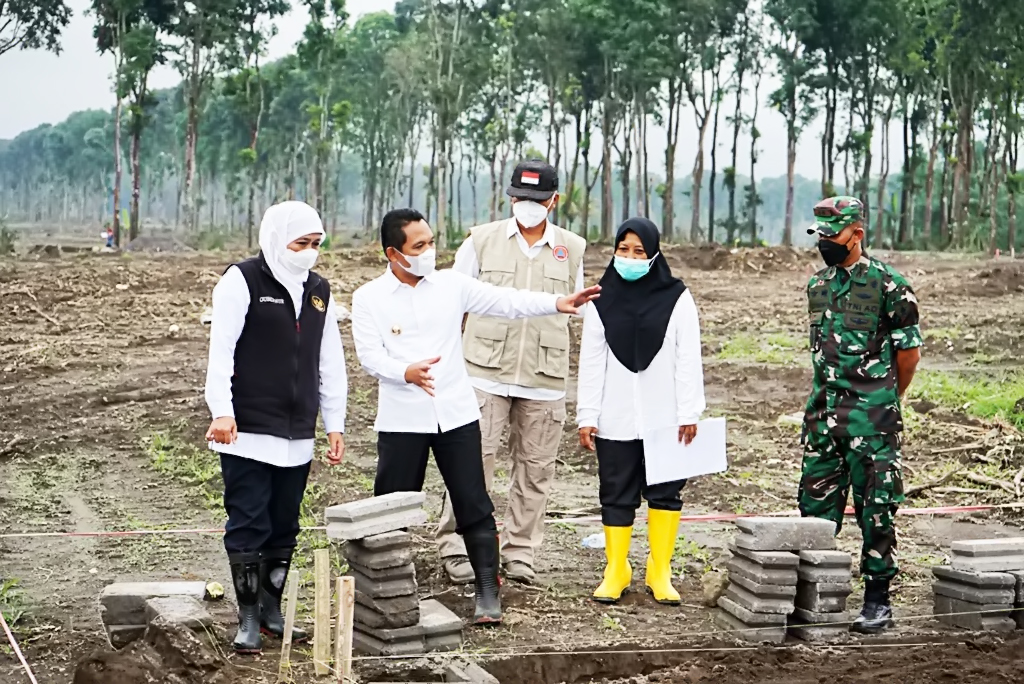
left=350, top=208, right=598, bottom=626
left=436, top=160, right=587, bottom=586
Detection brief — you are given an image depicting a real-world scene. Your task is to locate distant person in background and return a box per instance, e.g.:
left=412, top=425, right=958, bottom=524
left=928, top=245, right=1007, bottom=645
left=204, top=201, right=348, bottom=654
left=102, top=224, right=114, bottom=248
left=577, top=217, right=705, bottom=606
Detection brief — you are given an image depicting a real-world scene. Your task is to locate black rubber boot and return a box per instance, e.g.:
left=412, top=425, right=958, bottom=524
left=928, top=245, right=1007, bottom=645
left=259, top=548, right=308, bottom=642
left=229, top=552, right=263, bottom=654
left=464, top=531, right=502, bottom=626
left=851, top=578, right=895, bottom=635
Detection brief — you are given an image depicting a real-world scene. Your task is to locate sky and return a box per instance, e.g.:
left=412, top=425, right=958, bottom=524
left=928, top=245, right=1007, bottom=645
left=0, top=0, right=893, bottom=182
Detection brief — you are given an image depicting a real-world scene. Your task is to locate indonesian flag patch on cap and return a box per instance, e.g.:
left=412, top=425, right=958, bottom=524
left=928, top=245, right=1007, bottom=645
left=521, top=170, right=541, bottom=186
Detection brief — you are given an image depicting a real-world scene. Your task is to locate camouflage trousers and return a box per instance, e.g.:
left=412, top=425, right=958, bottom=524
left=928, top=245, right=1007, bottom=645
left=798, top=431, right=905, bottom=582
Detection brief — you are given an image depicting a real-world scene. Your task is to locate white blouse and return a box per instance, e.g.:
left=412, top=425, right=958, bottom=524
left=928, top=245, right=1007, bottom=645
left=576, top=290, right=706, bottom=441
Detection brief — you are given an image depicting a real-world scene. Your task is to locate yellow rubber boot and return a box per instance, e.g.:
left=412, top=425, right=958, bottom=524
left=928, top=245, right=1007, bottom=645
left=644, top=509, right=682, bottom=605
left=592, top=526, right=633, bottom=603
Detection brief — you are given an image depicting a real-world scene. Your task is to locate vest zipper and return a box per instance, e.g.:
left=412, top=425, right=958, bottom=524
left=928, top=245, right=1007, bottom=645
left=512, top=264, right=533, bottom=386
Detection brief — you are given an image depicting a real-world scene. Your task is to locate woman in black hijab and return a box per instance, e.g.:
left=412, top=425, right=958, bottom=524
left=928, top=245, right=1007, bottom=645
left=576, top=217, right=706, bottom=605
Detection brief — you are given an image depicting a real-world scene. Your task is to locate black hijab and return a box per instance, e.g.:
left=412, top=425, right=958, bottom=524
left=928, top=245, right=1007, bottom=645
left=594, top=218, right=688, bottom=373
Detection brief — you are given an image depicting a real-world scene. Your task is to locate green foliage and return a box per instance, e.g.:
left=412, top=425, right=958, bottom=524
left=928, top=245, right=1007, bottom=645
left=145, top=431, right=223, bottom=510
left=0, top=577, right=26, bottom=628
left=910, top=371, right=1024, bottom=430
left=0, top=217, right=15, bottom=255
left=0, top=0, right=71, bottom=56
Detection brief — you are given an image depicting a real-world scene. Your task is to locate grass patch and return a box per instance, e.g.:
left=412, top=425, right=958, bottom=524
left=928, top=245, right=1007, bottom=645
left=0, top=578, right=26, bottom=628
left=672, top=535, right=711, bottom=574
left=909, top=371, right=1024, bottom=429
left=923, top=327, right=962, bottom=342
left=716, top=332, right=805, bottom=365
left=146, top=431, right=223, bottom=510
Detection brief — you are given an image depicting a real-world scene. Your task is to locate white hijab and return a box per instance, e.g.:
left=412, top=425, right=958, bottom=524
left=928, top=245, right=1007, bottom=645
left=258, top=201, right=325, bottom=317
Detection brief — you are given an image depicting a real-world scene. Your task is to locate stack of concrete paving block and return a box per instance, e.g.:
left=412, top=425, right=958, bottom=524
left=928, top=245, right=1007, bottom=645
left=325, top=491, right=463, bottom=656
left=789, top=550, right=853, bottom=641
left=99, top=581, right=213, bottom=648
left=716, top=517, right=836, bottom=644
left=931, top=538, right=1024, bottom=633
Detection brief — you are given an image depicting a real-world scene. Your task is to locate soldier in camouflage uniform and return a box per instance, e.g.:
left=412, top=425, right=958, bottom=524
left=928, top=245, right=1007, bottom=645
left=800, top=196, right=922, bottom=634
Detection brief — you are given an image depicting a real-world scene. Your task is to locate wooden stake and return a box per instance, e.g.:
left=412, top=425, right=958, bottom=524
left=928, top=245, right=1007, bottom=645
left=314, top=549, right=331, bottom=676
left=335, top=576, right=355, bottom=683
left=277, top=573, right=300, bottom=683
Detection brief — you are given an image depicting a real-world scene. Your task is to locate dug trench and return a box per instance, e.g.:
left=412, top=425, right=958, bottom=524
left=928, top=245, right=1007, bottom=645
left=4, top=247, right=1024, bottom=683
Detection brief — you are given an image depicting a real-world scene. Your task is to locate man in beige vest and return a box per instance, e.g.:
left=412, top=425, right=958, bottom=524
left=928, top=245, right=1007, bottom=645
left=436, top=160, right=587, bottom=585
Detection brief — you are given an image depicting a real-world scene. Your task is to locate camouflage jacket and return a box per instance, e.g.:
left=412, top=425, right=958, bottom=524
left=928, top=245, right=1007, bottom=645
left=803, top=255, right=923, bottom=437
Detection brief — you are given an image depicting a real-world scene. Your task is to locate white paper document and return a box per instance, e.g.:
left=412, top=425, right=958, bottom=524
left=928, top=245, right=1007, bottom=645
left=643, top=417, right=728, bottom=486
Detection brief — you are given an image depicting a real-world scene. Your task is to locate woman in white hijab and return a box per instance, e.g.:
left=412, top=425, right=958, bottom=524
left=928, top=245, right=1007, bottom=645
left=204, top=201, right=348, bottom=655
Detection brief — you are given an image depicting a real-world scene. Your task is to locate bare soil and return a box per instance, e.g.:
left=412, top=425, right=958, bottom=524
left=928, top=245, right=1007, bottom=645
left=2, top=245, right=1024, bottom=683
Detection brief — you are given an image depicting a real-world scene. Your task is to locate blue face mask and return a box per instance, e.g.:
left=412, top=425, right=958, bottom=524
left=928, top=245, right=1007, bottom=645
left=613, top=253, right=658, bottom=281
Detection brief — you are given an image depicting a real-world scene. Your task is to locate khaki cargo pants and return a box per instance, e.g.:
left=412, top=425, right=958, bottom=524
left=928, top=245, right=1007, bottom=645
left=435, top=389, right=566, bottom=567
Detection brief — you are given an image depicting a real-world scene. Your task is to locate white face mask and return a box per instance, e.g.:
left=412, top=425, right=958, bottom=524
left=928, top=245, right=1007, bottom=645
left=282, top=248, right=319, bottom=274
left=512, top=199, right=552, bottom=228
left=398, top=248, right=436, bottom=278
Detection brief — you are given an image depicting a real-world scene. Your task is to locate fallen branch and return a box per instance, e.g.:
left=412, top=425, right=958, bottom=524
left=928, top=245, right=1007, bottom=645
left=0, top=435, right=25, bottom=458
left=905, top=467, right=964, bottom=498
left=930, top=443, right=984, bottom=455
left=963, top=471, right=1016, bottom=494
left=934, top=487, right=995, bottom=495
left=28, top=304, right=62, bottom=330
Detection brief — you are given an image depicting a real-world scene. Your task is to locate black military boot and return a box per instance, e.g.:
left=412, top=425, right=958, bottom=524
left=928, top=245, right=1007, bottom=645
left=259, top=548, right=308, bottom=642
left=851, top=578, right=894, bottom=635
left=229, top=552, right=263, bottom=654
left=464, top=530, right=502, bottom=626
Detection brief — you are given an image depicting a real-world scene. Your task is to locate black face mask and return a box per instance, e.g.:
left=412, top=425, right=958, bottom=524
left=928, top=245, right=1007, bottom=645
left=818, top=238, right=852, bottom=267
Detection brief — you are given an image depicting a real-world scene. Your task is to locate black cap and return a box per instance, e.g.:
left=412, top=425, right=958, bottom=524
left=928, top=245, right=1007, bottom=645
left=506, top=160, right=558, bottom=201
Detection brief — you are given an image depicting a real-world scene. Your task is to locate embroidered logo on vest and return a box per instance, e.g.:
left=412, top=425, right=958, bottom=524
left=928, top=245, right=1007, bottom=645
left=552, top=245, right=568, bottom=262
left=311, top=295, right=326, bottom=312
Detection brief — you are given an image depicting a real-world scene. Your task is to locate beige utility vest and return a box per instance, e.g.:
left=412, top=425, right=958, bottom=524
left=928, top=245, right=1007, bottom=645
left=462, top=221, right=586, bottom=391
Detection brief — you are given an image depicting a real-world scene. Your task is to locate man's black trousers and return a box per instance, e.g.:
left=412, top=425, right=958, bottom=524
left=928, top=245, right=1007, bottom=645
left=221, top=453, right=311, bottom=554
left=375, top=420, right=496, bottom=536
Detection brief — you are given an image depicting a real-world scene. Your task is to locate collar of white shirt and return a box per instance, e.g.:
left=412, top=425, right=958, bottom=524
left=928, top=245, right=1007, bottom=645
left=383, top=264, right=440, bottom=293
left=506, top=218, right=558, bottom=250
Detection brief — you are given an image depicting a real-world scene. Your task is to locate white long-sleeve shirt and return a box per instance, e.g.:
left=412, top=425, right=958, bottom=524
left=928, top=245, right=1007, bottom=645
left=453, top=219, right=586, bottom=402
left=576, top=290, right=706, bottom=441
left=351, top=266, right=561, bottom=434
left=204, top=265, right=348, bottom=467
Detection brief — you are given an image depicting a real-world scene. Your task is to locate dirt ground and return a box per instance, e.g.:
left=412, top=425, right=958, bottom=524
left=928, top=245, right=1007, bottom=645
left=2, top=243, right=1024, bottom=683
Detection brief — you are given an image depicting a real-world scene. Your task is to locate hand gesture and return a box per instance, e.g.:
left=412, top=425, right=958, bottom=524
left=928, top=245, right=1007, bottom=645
left=579, top=427, right=598, bottom=451
left=556, top=285, right=602, bottom=314
left=206, top=416, right=237, bottom=444
left=405, top=356, right=441, bottom=396
left=326, top=432, right=345, bottom=465
left=678, top=424, right=697, bottom=446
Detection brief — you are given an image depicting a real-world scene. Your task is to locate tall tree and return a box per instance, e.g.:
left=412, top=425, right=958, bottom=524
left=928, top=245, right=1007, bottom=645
left=0, top=0, right=71, bottom=56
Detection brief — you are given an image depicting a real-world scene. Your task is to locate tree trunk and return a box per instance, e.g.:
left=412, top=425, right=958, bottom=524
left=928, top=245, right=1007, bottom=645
left=689, top=118, right=708, bottom=243
left=875, top=96, right=894, bottom=247
left=898, top=96, right=911, bottom=245
left=1008, top=128, right=1019, bottom=256
left=749, top=69, right=761, bottom=245
left=112, top=97, right=123, bottom=247
left=129, top=117, right=142, bottom=242
left=488, top=149, right=498, bottom=222
left=783, top=120, right=796, bottom=248
left=922, top=109, right=941, bottom=244
left=601, top=95, right=614, bottom=240
left=708, top=69, right=722, bottom=242
left=663, top=78, right=680, bottom=241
